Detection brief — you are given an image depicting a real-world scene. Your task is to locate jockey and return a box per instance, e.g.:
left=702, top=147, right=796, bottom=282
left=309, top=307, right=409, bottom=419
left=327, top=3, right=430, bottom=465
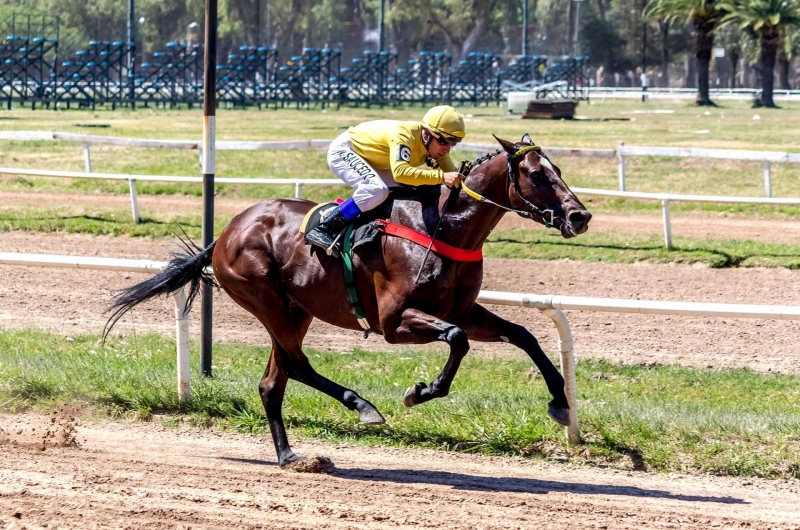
left=305, top=105, right=467, bottom=250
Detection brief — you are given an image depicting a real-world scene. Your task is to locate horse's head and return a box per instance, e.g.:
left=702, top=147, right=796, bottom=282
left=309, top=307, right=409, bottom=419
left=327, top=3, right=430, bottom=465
left=493, top=133, right=591, bottom=238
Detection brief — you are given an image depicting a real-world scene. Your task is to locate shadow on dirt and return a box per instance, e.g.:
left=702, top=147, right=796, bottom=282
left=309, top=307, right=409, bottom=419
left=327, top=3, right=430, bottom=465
left=217, top=457, right=745, bottom=503
left=335, top=467, right=747, bottom=503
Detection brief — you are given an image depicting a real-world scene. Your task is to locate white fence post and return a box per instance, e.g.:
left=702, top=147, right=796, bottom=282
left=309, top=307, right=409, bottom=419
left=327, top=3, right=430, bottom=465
left=197, top=146, right=203, bottom=170
left=173, top=287, right=191, bottom=404
left=295, top=182, right=303, bottom=198
left=617, top=141, right=626, bottom=191
left=128, top=179, right=141, bottom=224
left=540, top=308, right=580, bottom=444
left=661, top=198, right=672, bottom=250
left=763, top=160, right=772, bottom=198
left=83, top=142, right=92, bottom=173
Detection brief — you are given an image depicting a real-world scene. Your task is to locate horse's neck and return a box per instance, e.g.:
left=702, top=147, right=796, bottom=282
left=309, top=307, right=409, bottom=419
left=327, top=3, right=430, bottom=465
left=389, top=157, right=508, bottom=251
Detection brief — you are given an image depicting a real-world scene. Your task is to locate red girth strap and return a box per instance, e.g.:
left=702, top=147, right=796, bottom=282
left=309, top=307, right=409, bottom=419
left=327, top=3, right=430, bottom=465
left=375, top=220, right=483, bottom=262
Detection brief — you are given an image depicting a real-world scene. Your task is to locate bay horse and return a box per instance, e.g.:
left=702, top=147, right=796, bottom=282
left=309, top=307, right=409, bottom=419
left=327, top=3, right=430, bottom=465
left=105, top=134, right=591, bottom=467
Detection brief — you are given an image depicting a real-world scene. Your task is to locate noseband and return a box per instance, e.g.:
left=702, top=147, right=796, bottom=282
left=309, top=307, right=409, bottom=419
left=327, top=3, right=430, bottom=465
left=461, top=145, right=558, bottom=228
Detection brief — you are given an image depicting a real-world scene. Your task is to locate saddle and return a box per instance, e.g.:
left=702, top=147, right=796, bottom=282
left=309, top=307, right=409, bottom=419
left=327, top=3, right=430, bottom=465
left=299, top=185, right=482, bottom=339
left=299, top=185, right=441, bottom=257
left=300, top=201, right=382, bottom=257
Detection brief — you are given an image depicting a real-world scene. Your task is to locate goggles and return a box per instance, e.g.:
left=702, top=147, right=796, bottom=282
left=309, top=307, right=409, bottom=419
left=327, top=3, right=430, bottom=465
left=431, top=132, right=461, bottom=147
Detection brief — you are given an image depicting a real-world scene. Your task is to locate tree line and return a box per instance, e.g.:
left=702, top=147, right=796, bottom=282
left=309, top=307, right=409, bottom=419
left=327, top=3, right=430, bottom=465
left=1, top=0, right=798, bottom=106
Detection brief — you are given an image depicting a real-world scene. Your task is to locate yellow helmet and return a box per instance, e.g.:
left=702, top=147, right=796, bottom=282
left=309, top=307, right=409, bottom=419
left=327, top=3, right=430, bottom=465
left=421, top=105, right=466, bottom=142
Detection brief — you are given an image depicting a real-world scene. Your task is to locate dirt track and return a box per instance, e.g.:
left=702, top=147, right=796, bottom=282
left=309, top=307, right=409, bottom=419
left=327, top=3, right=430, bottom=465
left=1, top=412, right=799, bottom=530
left=3, top=193, right=800, bottom=527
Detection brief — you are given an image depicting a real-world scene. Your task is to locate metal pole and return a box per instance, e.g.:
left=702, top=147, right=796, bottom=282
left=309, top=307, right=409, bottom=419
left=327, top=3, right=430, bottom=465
left=128, top=179, right=140, bottom=224
left=266, top=0, right=270, bottom=47
left=256, top=0, right=261, bottom=46
left=128, top=0, right=135, bottom=108
left=540, top=308, right=580, bottom=444
left=573, top=0, right=581, bottom=55
left=83, top=143, right=92, bottom=173
left=763, top=160, right=772, bottom=198
left=522, top=0, right=528, bottom=56
left=617, top=141, right=626, bottom=191
left=201, top=0, right=218, bottom=378
left=173, top=288, right=191, bottom=403
left=641, top=0, right=648, bottom=102
left=661, top=198, right=672, bottom=250
left=379, top=0, right=385, bottom=52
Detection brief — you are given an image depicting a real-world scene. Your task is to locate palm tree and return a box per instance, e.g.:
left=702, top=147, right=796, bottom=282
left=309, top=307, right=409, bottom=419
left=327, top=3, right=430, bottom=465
left=718, top=0, right=800, bottom=107
left=778, top=24, right=800, bottom=89
left=644, top=0, right=724, bottom=106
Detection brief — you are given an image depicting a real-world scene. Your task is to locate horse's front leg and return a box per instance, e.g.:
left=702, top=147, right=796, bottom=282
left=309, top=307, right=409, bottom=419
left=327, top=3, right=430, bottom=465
left=382, top=308, right=470, bottom=407
left=458, top=303, right=570, bottom=426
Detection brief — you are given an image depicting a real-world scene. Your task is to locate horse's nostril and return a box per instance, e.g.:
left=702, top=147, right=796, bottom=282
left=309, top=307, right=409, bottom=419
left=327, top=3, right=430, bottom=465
left=568, top=210, right=591, bottom=226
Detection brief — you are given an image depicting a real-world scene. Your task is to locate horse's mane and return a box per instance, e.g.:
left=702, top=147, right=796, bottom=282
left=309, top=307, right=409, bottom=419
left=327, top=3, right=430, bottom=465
left=467, top=149, right=503, bottom=172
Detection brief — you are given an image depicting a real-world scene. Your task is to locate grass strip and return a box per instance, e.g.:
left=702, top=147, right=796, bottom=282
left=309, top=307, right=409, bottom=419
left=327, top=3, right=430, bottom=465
left=485, top=228, right=800, bottom=269
left=1, top=328, right=798, bottom=478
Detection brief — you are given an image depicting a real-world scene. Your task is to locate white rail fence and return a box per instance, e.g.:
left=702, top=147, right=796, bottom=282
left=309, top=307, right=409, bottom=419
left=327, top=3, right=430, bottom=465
left=4, top=130, right=799, bottom=197
left=2, top=166, right=798, bottom=249
left=588, top=87, right=800, bottom=102
left=3, top=252, right=800, bottom=444
left=616, top=142, right=800, bottom=198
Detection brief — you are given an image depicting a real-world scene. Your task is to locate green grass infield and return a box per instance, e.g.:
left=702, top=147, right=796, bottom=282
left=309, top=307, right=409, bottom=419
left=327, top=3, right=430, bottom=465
left=1, top=328, right=798, bottom=479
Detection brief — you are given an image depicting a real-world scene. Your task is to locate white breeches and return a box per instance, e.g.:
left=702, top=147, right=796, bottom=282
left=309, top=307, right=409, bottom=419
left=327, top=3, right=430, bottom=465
left=327, top=131, right=396, bottom=212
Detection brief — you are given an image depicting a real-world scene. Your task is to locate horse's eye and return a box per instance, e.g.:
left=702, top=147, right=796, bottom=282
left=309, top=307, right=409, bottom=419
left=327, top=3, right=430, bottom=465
left=529, top=169, right=546, bottom=185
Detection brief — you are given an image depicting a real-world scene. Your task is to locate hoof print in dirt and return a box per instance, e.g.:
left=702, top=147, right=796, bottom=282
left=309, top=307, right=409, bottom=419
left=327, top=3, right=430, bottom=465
left=283, top=456, right=336, bottom=474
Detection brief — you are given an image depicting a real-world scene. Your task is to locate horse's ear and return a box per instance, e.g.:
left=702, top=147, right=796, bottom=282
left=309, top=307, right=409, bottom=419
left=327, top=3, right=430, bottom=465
left=521, top=133, right=533, bottom=145
left=493, top=134, right=516, bottom=154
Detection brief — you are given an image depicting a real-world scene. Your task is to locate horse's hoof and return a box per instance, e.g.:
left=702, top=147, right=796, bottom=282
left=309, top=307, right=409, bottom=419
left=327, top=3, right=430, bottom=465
left=547, top=400, right=571, bottom=427
left=278, top=452, right=306, bottom=468
left=283, top=455, right=336, bottom=474
left=359, top=408, right=385, bottom=425
left=403, top=382, right=427, bottom=408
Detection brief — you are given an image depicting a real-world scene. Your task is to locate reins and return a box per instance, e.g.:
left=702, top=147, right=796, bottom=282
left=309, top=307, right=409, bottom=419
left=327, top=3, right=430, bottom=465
left=460, top=144, right=559, bottom=229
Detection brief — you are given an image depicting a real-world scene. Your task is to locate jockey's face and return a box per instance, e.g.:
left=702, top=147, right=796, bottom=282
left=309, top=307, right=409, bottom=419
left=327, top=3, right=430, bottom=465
left=423, top=128, right=453, bottom=159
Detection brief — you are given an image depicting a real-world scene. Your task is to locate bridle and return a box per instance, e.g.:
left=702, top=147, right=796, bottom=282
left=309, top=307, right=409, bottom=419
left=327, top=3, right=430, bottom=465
left=460, top=144, right=560, bottom=229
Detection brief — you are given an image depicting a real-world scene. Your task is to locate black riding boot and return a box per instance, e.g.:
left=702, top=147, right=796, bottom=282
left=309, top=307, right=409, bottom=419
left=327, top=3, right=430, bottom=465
left=305, top=206, right=351, bottom=253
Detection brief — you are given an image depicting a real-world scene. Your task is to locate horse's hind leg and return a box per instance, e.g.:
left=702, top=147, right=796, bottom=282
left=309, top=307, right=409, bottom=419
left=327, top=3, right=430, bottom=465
left=258, top=348, right=294, bottom=465
left=382, top=308, right=471, bottom=407
left=457, top=303, right=570, bottom=426
left=249, top=302, right=385, bottom=466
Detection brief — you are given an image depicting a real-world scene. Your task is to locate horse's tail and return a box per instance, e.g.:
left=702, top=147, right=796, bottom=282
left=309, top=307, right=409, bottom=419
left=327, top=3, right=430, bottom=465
left=103, top=237, right=218, bottom=341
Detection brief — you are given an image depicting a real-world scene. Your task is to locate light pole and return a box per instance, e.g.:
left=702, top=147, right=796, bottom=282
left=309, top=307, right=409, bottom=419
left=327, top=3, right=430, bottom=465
left=641, top=0, right=648, bottom=101
left=379, top=0, right=385, bottom=52
left=522, top=0, right=528, bottom=56
left=127, top=0, right=135, bottom=106
left=572, top=0, right=582, bottom=56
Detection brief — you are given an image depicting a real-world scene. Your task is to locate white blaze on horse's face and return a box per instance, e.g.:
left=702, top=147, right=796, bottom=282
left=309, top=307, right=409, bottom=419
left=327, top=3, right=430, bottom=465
left=538, top=157, right=556, bottom=174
